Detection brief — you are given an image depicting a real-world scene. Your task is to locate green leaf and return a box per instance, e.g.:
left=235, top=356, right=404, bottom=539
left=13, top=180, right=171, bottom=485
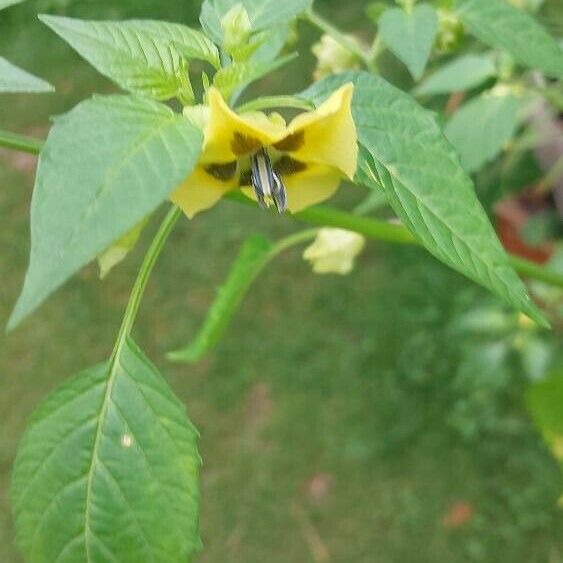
left=0, top=0, right=25, bottom=10
left=213, top=53, right=297, bottom=99
left=415, top=54, right=496, bottom=95
left=445, top=92, right=520, bottom=173
left=378, top=4, right=438, bottom=81
left=301, top=71, right=547, bottom=326
left=527, top=370, right=563, bottom=465
left=9, top=95, right=202, bottom=329
left=0, top=57, right=54, bottom=93
left=40, top=15, right=220, bottom=101
left=168, top=235, right=273, bottom=363
left=456, top=0, right=563, bottom=79
left=249, top=25, right=292, bottom=63
left=12, top=337, right=200, bottom=563
left=200, top=0, right=311, bottom=44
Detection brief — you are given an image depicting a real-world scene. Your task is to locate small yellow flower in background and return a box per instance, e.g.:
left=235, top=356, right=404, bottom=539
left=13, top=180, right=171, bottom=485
left=312, top=34, right=362, bottom=81
left=517, top=312, right=535, bottom=330
left=171, top=83, right=357, bottom=218
left=435, top=10, right=464, bottom=54
left=303, top=228, right=365, bottom=275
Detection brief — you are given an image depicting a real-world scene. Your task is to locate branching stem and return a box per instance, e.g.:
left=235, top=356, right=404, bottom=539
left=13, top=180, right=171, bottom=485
left=1, top=130, right=562, bottom=290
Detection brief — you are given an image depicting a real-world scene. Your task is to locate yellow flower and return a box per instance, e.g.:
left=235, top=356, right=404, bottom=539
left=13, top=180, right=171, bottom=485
left=303, top=228, right=365, bottom=275
left=312, top=34, right=361, bottom=80
left=171, top=83, right=357, bottom=218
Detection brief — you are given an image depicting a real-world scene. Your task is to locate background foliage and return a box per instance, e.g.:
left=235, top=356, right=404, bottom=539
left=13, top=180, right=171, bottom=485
left=0, top=0, right=562, bottom=561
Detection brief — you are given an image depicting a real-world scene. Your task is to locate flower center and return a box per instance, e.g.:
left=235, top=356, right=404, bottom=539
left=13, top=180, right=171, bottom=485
left=250, top=148, right=287, bottom=213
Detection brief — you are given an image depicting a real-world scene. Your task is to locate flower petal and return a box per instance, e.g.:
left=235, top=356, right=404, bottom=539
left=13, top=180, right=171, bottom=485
left=283, top=163, right=342, bottom=212
left=282, top=83, right=358, bottom=179
left=203, top=87, right=287, bottom=163
left=303, top=228, right=365, bottom=275
left=171, top=164, right=238, bottom=219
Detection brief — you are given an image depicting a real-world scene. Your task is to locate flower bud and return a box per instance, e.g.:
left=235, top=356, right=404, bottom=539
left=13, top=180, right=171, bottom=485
left=312, top=34, right=361, bottom=81
left=435, top=9, right=464, bottom=54
left=98, top=219, right=147, bottom=279
left=222, top=4, right=252, bottom=57
left=303, top=228, right=365, bottom=275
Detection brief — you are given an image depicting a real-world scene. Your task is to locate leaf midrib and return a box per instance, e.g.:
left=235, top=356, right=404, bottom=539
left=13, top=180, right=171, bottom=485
left=83, top=345, right=125, bottom=563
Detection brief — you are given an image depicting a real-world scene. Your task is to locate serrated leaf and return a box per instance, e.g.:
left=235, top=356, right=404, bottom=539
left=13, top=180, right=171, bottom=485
left=200, top=0, right=311, bottom=44
left=0, top=57, right=54, bottom=93
left=9, top=95, right=202, bottom=329
left=213, top=53, right=296, bottom=99
left=445, top=92, right=521, bottom=173
left=456, top=0, right=563, bottom=79
left=300, top=71, right=547, bottom=326
left=12, top=337, right=200, bottom=563
left=378, top=4, right=438, bottom=81
left=169, top=235, right=273, bottom=363
left=415, top=54, right=496, bottom=95
left=40, top=15, right=220, bottom=101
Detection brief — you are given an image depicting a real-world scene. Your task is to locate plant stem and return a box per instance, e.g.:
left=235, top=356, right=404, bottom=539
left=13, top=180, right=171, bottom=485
left=236, top=96, right=315, bottom=113
left=295, top=204, right=416, bottom=245
left=167, top=228, right=318, bottom=363
left=368, top=36, right=383, bottom=74
left=226, top=192, right=563, bottom=289
left=305, top=8, right=371, bottom=66
left=269, top=228, right=319, bottom=257
left=1, top=130, right=562, bottom=290
left=508, top=256, right=563, bottom=289
left=111, top=205, right=182, bottom=359
left=0, top=130, right=44, bottom=154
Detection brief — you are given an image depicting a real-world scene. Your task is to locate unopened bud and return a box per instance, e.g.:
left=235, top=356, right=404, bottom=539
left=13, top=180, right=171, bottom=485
left=312, top=34, right=361, bottom=81
left=303, top=228, right=365, bottom=275
left=435, top=9, right=464, bottom=54
left=222, top=4, right=252, bottom=55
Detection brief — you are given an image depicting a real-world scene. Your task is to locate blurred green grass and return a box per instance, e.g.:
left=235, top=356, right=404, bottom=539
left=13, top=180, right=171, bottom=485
left=1, top=1, right=562, bottom=562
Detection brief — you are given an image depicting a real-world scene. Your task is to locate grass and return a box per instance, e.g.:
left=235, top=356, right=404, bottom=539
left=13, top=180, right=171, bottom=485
left=1, top=1, right=562, bottom=561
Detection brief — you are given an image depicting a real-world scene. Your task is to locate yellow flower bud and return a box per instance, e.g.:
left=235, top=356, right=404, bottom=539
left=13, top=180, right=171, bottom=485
left=312, top=34, right=361, bottom=81
left=517, top=312, right=536, bottom=330
left=435, top=10, right=464, bottom=55
left=303, top=228, right=365, bottom=275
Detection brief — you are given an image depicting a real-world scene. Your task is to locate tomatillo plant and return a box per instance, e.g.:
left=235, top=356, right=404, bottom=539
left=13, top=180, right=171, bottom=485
left=1, top=0, right=563, bottom=561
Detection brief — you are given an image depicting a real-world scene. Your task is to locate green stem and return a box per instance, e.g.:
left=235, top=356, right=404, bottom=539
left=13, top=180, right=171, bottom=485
left=226, top=192, right=563, bottom=288
left=368, top=36, right=383, bottom=74
left=236, top=96, right=315, bottom=113
left=269, top=228, right=319, bottom=257
left=167, top=228, right=318, bottom=363
left=305, top=8, right=371, bottom=66
left=1, top=130, right=562, bottom=290
left=295, top=205, right=416, bottom=245
left=508, top=256, right=563, bottom=289
left=111, top=205, right=182, bottom=359
left=0, top=129, right=44, bottom=154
